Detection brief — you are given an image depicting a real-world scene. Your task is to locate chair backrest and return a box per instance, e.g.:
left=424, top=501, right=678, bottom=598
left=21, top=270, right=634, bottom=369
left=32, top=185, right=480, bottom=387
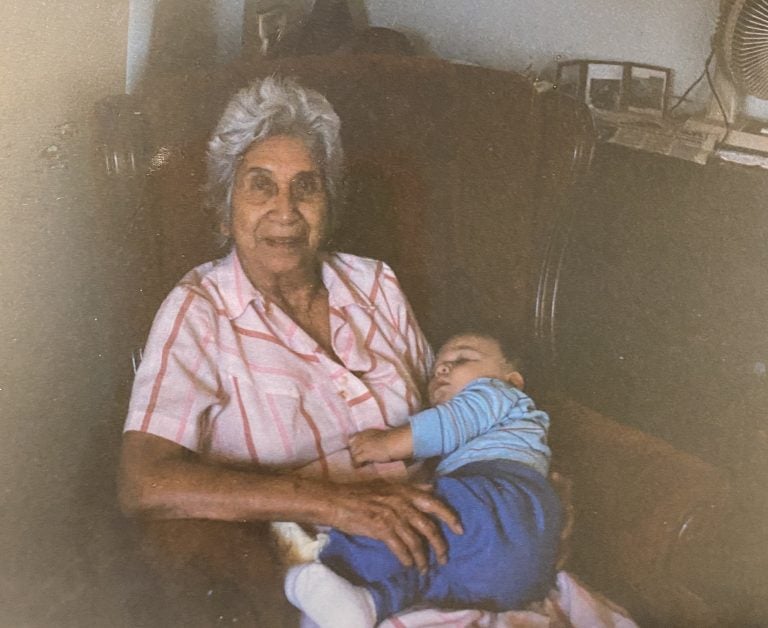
left=138, top=54, right=594, bottom=373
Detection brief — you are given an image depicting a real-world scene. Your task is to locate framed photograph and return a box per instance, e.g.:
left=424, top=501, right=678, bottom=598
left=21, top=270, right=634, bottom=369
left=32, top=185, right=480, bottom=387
left=627, top=64, right=670, bottom=115
left=556, top=60, right=584, bottom=101
left=585, top=62, right=624, bottom=111
left=556, top=59, right=672, bottom=116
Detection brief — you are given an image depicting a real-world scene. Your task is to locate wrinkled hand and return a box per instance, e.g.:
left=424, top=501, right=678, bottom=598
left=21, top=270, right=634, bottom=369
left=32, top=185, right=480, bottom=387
left=349, top=429, right=395, bottom=465
left=324, top=479, right=463, bottom=573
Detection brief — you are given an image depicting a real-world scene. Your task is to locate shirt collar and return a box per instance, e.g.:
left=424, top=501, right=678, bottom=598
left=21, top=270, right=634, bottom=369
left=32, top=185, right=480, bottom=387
left=215, top=250, right=264, bottom=320
left=322, top=254, right=375, bottom=311
left=216, top=250, right=375, bottom=321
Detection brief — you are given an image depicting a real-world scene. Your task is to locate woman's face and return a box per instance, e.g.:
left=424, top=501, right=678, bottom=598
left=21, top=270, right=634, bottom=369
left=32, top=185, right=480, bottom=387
left=229, top=134, right=329, bottom=281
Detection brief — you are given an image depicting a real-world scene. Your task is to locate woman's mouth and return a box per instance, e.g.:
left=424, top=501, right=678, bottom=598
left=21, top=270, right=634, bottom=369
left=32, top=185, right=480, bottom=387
left=262, top=236, right=305, bottom=248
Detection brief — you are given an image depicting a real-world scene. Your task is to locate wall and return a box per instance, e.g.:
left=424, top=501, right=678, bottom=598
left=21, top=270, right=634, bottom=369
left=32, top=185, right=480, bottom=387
left=360, top=0, right=768, bottom=117
left=127, top=1, right=726, bottom=105
left=0, top=2, right=147, bottom=624
left=127, top=0, right=250, bottom=93
left=126, top=0, right=314, bottom=93
left=363, top=1, right=717, bottom=89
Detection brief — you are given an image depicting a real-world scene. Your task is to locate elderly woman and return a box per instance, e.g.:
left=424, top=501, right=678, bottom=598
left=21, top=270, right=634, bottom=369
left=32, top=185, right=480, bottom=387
left=119, top=76, right=462, bottom=620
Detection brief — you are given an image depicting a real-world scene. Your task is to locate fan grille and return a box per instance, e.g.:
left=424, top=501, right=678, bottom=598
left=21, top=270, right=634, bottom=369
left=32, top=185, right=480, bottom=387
left=720, top=0, right=768, bottom=99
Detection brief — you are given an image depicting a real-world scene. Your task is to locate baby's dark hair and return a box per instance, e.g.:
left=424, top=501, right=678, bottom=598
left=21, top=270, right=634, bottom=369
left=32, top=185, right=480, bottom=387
left=443, top=320, right=526, bottom=373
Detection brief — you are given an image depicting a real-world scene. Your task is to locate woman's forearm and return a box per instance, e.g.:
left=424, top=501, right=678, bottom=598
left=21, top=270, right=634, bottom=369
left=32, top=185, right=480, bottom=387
left=118, top=431, right=333, bottom=524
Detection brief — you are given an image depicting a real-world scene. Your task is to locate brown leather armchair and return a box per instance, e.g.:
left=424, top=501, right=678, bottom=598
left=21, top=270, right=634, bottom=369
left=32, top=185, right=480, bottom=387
left=129, top=54, right=733, bottom=627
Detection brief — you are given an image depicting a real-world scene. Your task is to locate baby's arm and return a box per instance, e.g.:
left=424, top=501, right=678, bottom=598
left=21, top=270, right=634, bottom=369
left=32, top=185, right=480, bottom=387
left=411, top=380, right=531, bottom=458
left=349, top=425, right=413, bottom=466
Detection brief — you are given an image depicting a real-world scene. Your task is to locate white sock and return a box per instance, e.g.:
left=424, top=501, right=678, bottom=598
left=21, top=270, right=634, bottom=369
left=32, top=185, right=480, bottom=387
left=284, top=563, right=377, bottom=628
left=271, top=521, right=329, bottom=566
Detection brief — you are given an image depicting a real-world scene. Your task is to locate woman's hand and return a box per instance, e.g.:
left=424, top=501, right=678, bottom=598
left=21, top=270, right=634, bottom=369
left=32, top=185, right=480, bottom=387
left=322, top=479, right=463, bottom=573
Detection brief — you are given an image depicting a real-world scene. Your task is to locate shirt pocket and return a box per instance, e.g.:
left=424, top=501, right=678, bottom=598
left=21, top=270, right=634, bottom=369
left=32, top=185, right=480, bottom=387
left=231, top=369, right=326, bottom=469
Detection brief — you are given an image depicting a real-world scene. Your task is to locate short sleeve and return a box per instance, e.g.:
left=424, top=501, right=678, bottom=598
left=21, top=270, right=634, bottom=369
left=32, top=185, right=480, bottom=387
left=123, top=286, right=221, bottom=452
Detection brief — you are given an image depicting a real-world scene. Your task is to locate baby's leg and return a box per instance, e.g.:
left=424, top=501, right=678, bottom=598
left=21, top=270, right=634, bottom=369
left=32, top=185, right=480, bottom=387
left=317, top=529, right=433, bottom=620
left=319, top=528, right=414, bottom=583
left=284, top=563, right=377, bottom=628
left=288, top=462, right=561, bottom=620
left=286, top=562, right=430, bottom=626
left=420, top=462, right=563, bottom=611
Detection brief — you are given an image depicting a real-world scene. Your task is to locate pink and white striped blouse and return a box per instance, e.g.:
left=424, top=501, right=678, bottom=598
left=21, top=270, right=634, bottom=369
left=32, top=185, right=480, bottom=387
left=124, top=250, right=432, bottom=483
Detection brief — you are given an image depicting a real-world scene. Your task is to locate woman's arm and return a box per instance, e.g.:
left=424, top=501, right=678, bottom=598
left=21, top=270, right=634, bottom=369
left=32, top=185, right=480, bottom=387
left=119, top=431, right=324, bottom=522
left=119, top=431, right=462, bottom=571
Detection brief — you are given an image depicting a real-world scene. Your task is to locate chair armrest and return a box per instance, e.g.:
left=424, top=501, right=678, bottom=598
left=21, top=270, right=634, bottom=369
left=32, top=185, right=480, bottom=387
left=134, top=519, right=298, bottom=627
left=547, top=398, right=732, bottom=626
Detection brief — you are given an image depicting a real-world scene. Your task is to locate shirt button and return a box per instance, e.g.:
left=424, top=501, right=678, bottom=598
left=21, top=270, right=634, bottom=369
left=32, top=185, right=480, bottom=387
left=339, top=390, right=348, bottom=400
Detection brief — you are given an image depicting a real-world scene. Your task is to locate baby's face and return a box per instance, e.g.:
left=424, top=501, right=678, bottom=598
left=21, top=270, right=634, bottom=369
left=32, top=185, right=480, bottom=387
left=428, top=334, right=521, bottom=405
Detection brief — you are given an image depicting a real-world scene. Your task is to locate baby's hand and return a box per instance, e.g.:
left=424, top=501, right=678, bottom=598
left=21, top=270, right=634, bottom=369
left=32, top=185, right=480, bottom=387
left=349, top=425, right=414, bottom=467
left=349, top=429, right=394, bottom=466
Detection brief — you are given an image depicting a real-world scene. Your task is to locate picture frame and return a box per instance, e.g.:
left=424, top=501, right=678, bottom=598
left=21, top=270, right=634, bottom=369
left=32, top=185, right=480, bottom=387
left=627, top=64, right=670, bottom=115
left=556, top=60, right=584, bottom=101
left=585, top=62, right=624, bottom=112
left=556, top=60, right=671, bottom=115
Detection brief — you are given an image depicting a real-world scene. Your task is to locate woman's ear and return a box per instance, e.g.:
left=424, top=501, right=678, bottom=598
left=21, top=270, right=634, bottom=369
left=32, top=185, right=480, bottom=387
left=220, top=222, right=231, bottom=238
left=505, top=370, right=525, bottom=390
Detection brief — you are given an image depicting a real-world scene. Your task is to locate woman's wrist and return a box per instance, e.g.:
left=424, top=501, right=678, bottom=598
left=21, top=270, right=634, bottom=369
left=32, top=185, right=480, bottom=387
left=280, top=475, right=344, bottom=527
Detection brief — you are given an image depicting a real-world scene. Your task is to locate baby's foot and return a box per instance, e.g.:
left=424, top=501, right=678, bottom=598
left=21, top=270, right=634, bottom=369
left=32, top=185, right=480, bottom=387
left=271, top=521, right=329, bottom=565
left=285, top=563, right=376, bottom=628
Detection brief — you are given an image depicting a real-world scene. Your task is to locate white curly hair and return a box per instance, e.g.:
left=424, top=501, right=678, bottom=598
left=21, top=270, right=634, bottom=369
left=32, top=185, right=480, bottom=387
left=206, top=76, right=345, bottom=247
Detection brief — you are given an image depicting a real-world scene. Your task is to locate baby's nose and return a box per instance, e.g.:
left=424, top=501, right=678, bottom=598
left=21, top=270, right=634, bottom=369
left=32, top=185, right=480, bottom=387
left=435, top=363, right=450, bottom=376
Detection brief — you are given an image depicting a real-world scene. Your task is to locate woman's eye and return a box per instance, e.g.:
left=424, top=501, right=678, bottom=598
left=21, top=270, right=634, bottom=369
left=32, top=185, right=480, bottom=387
left=246, top=174, right=276, bottom=200
left=291, top=173, right=323, bottom=201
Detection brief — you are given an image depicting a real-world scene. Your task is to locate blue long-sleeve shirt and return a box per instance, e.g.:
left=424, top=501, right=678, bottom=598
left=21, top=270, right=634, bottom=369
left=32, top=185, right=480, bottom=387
left=410, top=377, right=551, bottom=477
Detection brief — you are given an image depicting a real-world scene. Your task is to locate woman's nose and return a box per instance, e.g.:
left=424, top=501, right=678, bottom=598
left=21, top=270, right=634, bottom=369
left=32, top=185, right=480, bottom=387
left=272, top=190, right=299, bottom=222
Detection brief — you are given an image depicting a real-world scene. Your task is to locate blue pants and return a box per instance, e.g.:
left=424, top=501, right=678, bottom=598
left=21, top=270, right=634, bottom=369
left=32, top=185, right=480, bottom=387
left=319, top=460, right=562, bottom=621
